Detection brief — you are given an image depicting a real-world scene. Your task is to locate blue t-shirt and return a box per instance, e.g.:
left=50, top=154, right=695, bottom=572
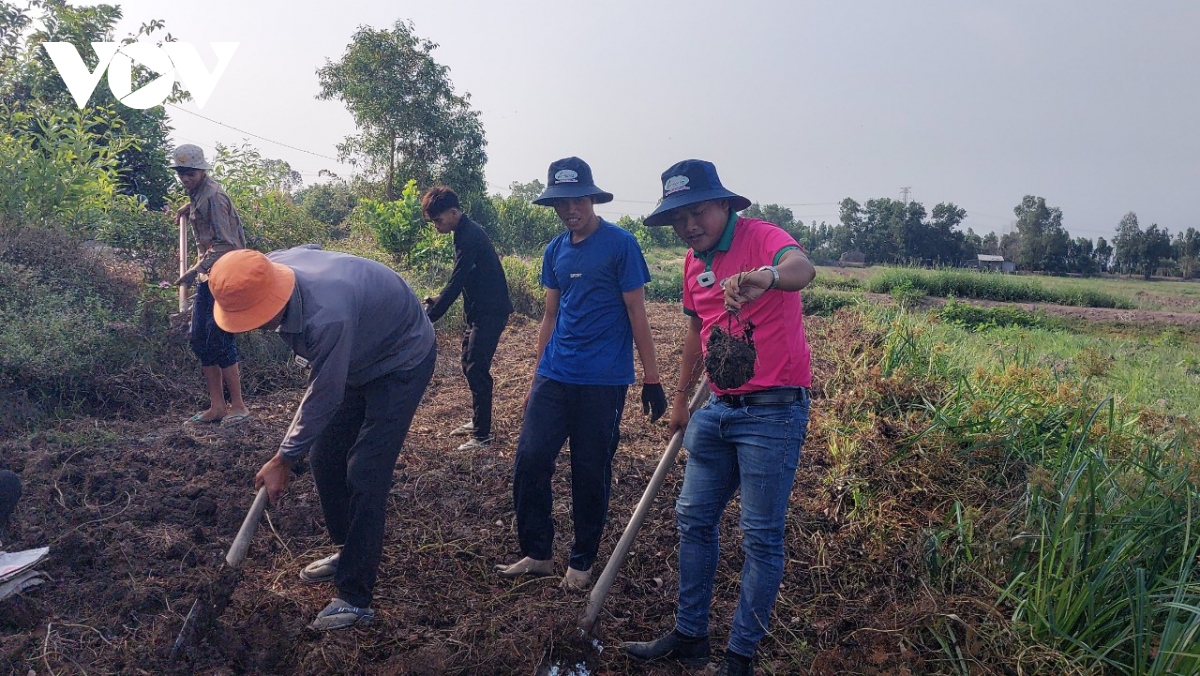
left=538, top=221, right=651, bottom=385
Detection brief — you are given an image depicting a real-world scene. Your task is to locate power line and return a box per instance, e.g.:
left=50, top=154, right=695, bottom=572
left=166, top=103, right=342, bottom=162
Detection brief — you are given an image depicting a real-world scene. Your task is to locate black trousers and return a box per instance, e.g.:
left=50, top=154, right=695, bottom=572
left=309, top=344, right=436, bottom=608
left=461, top=312, right=509, bottom=439
left=512, top=376, right=628, bottom=571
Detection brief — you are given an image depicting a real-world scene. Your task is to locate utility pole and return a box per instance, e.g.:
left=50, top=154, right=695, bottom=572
left=899, top=186, right=912, bottom=204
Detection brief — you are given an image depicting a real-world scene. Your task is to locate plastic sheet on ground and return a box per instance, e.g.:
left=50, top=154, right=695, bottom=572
left=0, top=546, right=49, bottom=600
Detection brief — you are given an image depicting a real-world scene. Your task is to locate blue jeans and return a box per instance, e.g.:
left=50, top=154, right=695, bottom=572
left=512, top=375, right=628, bottom=571
left=674, top=394, right=810, bottom=658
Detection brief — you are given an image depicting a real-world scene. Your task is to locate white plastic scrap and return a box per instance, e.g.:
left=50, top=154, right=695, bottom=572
left=0, top=546, right=49, bottom=600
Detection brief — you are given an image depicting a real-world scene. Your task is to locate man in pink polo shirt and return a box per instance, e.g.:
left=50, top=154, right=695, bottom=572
left=622, top=159, right=815, bottom=676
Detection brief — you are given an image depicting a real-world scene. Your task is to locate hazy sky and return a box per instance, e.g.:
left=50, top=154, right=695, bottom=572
left=107, top=0, right=1200, bottom=240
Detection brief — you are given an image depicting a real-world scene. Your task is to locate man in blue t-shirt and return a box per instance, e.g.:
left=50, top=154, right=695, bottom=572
left=495, top=157, right=668, bottom=591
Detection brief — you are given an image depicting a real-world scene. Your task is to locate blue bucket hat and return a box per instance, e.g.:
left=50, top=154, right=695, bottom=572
left=644, top=159, right=751, bottom=226
left=532, top=157, right=614, bottom=206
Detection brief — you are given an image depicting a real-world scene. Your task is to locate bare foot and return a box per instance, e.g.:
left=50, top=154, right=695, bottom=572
left=494, top=556, right=553, bottom=578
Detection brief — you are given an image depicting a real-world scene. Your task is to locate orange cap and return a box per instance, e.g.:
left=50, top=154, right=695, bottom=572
left=209, top=250, right=296, bottom=333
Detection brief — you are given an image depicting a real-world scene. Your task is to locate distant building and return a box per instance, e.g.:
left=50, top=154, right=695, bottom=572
left=839, top=250, right=867, bottom=267
left=976, top=254, right=1015, bottom=273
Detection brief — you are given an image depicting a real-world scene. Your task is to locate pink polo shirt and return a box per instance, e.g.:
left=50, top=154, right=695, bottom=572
left=682, top=217, right=812, bottom=395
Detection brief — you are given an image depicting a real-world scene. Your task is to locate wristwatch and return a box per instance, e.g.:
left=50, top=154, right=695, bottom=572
left=757, top=265, right=779, bottom=290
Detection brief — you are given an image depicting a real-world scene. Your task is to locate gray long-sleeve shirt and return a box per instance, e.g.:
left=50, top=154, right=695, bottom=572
left=270, top=246, right=435, bottom=461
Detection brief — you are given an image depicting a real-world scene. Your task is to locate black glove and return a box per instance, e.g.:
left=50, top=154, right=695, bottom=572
left=641, top=382, right=668, bottom=423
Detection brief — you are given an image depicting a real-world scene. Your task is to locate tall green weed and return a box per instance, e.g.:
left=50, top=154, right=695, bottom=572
left=885, top=310, right=1200, bottom=674
left=868, top=268, right=1134, bottom=309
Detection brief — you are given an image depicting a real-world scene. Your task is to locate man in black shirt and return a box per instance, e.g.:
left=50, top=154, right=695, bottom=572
left=422, top=186, right=514, bottom=451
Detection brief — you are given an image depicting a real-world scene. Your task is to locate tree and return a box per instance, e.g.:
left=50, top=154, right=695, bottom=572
left=1013, top=195, right=1069, bottom=273
left=1, top=0, right=176, bottom=209
left=999, top=230, right=1021, bottom=264
left=1094, top=237, right=1113, bottom=272
left=1066, top=237, right=1097, bottom=275
left=927, top=202, right=968, bottom=266
left=1112, top=212, right=1143, bottom=275
left=317, top=20, right=486, bottom=201
left=1173, top=228, right=1200, bottom=279
left=1140, top=223, right=1173, bottom=280
left=980, top=231, right=1000, bottom=256
left=294, top=178, right=358, bottom=231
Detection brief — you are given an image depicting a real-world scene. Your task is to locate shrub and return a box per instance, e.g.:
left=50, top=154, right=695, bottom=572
left=210, top=144, right=328, bottom=252
left=811, top=275, right=863, bottom=291
left=645, top=266, right=683, bottom=302
left=802, top=288, right=860, bottom=316
left=501, top=256, right=544, bottom=319
left=890, top=279, right=925, bottom=309
left=0, top=221, right=305, bottom=434
left=0, top=224, right=167, bottom=431
left=488, top=185, right=561, bottom=255
left=93, top=199, right=177, bottom=282
left=0, top=105, right=133, bottom=227
left=938, top=298, right=1061, bottom=331
left=294, top=180, right=358, bottom=230
left=346, top=179, right=426, bottom=263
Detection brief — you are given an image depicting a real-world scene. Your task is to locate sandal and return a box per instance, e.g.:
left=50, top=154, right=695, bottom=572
left=220, top=412, right=252, bottom=428
left=184, top=412, right=222, bottom=426
left=299, top=551, right=340, bottom=584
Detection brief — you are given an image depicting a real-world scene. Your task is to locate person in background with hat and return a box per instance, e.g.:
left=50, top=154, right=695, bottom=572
left=420, top=185, right=513, bottom=451
left=208, top=245, right=436, bottom=631
left=621, top=160, right=815, bottom=676
left=170, top=144, right=251, bottom=428
left=494, top=157, right=668, bottom=592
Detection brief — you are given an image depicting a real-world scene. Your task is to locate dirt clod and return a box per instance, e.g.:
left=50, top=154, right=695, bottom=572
left=704, top=320, right=757, bottom=389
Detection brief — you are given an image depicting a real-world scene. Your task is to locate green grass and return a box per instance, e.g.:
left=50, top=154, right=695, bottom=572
left=1036, top=274, right=1200, bottom=312
left=815, top=263, right=1200, bottom=312
left=866, top=268, right=1135, bottom=308
left=913, top=317, right=1200, bottom=417
left=877, top=307, right=1200, bottom=674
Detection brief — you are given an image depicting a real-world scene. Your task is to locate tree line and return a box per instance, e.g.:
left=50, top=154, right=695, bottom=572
left=3, top=2, right=1197, bottom=283
left=739, top=197, right=1199, bottom=280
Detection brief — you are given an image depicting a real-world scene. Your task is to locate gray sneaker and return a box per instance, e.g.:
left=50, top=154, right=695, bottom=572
left=308, top=597, right=374, bottom=631
left=299, top=551, right=340, bottom=583
left=450, top=422, right=475, bottom=437
left=456, top=436, right=492, bottom=451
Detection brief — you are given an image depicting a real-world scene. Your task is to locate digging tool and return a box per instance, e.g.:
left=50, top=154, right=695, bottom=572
left=579, top=377, right=710, bottom=634
left=169, top=486, right=269, bottom=662
left=226, top=486, right=270, bottom=567
left=177, top=211, right=188, bottom=312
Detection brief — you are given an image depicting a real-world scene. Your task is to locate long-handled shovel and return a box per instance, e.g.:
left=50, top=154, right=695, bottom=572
left=579, top=377, right=709, bottom=634
left=170, top=486, right=270, bottom=662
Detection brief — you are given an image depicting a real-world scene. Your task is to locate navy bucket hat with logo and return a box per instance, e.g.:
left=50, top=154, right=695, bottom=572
left=644, top=159, right=752, bottom=226
left=532, top=157, right=614, bottom=206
